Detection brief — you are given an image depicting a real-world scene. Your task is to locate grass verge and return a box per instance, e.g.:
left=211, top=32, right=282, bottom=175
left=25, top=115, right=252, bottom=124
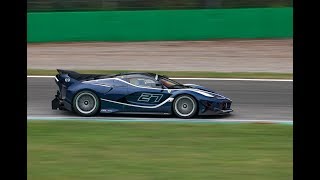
left=28, top=121, right=292, bottom=180
left=27, top=69, right=292, bottom=79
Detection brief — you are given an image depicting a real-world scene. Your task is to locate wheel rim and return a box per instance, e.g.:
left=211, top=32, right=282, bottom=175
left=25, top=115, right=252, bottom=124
left=174, top=96, right=196, bottom=117
left=75, top=92, right=97, bottom=114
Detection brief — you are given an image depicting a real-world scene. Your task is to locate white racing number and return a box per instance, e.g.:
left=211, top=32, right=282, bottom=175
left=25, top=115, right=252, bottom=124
left=138, top=93, right=163, bottom=103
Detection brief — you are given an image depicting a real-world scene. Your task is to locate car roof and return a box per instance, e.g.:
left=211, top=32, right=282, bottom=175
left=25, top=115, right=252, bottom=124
left=114, top=72, right=157, bottom=78
left=57, top=69, right=166, bottom=81
left=118, top=74, right=152, bottom=79
left=115, top=72, right=171, bottom=81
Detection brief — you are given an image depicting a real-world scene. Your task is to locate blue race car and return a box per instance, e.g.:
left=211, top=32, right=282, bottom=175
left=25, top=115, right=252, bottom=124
left=52, top=69, right=233, bottom=118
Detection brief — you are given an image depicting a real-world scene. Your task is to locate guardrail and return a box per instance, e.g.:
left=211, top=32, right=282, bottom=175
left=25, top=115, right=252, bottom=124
left=27, top=7, right=293, bottom=42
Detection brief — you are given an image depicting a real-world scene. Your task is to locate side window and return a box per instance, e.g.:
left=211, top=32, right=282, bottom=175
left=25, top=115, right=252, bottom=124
left=112, top=79, right=127, bottom=87
left=128, top=78, right=160, bottom=88
left=88, top=79, right=115, bottom=87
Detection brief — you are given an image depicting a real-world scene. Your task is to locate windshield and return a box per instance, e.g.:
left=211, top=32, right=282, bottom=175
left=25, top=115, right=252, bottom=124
left=159, top=77, right=186, bottom=89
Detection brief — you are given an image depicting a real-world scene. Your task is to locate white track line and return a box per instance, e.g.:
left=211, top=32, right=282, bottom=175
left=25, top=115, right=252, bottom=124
left=27, top=76, right=292, bottom=82
left=173, top=78, right=292, bottom=82
left=28, top=76, right=54, bottom=78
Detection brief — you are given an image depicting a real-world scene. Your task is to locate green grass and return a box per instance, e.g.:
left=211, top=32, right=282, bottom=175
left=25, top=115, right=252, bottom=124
left=28, top=121, right=292, bottom=180
left=27, top=69, right=292, bottom=79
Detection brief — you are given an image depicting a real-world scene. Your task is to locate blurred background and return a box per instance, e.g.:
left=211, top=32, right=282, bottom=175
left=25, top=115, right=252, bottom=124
left=28, top=0, right=292, bottom=11
left=27, top=0, right=293, bottom=75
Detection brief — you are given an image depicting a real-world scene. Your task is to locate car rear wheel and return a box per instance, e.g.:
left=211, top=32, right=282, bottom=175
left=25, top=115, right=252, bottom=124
left=173, top=95, right=197, bottom=118
left=73, top=90, right=100, bottom=116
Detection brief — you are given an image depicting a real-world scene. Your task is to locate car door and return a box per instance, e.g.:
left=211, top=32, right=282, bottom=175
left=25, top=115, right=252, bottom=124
left=94, top=79, right=128, bottom=113
left=123, top=77, right=172, bottom=113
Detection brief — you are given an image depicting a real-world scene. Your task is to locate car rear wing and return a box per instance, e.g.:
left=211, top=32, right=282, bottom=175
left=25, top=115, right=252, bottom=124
left=56, top=69, right=116, bottom=81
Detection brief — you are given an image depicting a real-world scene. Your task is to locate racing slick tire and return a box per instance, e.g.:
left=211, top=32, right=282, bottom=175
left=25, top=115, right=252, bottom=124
left=73, top=90, right=100, bottom=117
left=173, top=95, right=198, bottom=119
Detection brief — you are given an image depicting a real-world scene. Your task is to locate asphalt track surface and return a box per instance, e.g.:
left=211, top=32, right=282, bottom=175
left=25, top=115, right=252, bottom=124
left=27, top=77, right=292, bottom=121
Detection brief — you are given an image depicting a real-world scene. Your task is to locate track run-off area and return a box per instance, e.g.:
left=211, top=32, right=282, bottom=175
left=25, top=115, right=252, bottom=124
left=27, top=76, right=292, bottom=125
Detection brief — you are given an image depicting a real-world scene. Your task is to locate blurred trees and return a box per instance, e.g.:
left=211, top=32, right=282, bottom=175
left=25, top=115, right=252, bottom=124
left=28, top=0, right=293, bottom=12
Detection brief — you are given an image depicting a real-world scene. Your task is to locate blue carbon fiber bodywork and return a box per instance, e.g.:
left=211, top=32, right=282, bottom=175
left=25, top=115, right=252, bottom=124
left=52, top=71, right=233, bottom=117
